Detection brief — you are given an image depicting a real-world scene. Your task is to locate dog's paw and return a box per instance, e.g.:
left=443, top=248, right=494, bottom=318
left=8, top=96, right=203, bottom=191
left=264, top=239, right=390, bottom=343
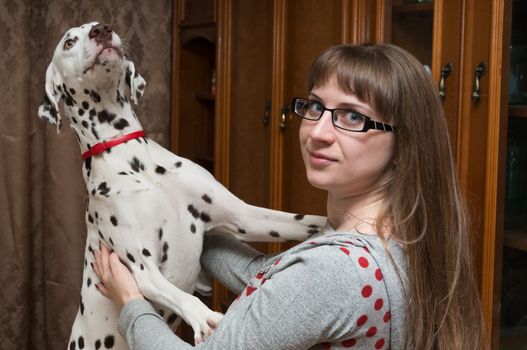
left=182, top=296, right=224, bottom=344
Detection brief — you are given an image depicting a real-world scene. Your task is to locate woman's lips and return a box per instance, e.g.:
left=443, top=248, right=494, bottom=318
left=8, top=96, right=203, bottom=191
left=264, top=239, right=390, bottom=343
left=308, top=151, right=337, bottom=166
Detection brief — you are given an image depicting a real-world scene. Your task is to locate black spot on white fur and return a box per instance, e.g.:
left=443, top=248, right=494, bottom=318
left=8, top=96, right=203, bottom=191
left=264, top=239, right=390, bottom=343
left=187, top=205, right=199, bottom=218
left=126, top=252, right=135, bottom=263
left=142, top=248, right=151, bottom=257
left=269, top=231, right=280, bottom=238
left=161, top=242, right=169, bottom=263
left=104, top=335, right=115, bottom=348
left=110, top=216, right=118, bottom=226
left=202, top=194, right=212, bottom=204
left=155, top=165, right=166, bottom=174
left=130, top=157, right=145, bottom=172
left=294, top=214, right=305, bottom=221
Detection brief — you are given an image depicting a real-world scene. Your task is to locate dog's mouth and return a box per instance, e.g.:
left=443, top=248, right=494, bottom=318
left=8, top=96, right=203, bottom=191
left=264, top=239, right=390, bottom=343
left=83, top=45, right=124, bottom=74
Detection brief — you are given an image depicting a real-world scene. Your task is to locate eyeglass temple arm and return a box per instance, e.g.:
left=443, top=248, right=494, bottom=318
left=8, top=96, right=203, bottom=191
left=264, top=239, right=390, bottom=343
left=367, top=119, right=395, bottom=132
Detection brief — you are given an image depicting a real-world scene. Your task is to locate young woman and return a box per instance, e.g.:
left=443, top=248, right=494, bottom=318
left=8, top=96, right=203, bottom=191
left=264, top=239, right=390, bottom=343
left=94, top=43, right=486, bottom=349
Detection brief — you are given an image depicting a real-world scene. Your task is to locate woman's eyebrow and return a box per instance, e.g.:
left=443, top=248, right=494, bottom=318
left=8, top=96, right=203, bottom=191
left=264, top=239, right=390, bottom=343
left=308, top=92, right=372, bottom=113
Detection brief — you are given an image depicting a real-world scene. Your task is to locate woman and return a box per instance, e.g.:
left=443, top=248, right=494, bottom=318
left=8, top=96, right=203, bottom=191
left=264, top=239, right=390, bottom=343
left=94, top=44, right=485, bottom=349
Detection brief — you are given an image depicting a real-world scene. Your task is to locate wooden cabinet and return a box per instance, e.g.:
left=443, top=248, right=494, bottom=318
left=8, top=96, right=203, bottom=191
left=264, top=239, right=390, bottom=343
left=171, top=0, right=522, bottom=348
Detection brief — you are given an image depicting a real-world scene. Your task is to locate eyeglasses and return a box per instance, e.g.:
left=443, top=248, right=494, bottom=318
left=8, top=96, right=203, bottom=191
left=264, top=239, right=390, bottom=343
left=291, top=97, right=395, bottom=133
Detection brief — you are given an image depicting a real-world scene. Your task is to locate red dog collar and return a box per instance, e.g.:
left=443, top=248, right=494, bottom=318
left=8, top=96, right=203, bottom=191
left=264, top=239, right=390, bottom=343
left=82, top=131, right=146, bottom=160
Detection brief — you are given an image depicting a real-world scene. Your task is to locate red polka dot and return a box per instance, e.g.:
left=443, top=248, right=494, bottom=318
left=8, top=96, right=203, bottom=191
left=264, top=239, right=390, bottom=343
left=383, top=311, right=391, bottom=323
left=375, top=268, right=383, bottom=281
left=274, top=257, right=282, bottom=265
left=246, top=286, right=257, bottom=296
left=375, top=338, right=385, bottom=349
left=340, top=247, right=350, bottom=255
left=361, top=285, right=373, bottom=298
left=366, top=326, right=377, bottom=337
left=256, top=272, right=264, bottom=279
left=342, top=338, right=356, bottom=347
left=358, top=256, right=369, bottom=268
left=357, top=314, right=368, bottom=326
left=309, top=241, right=317, bottom=245
left=374, top=298, right=384, bottom=310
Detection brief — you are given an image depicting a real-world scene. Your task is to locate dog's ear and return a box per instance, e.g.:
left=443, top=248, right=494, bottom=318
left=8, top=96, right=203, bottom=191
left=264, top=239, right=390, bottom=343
left=125, top=60, right=146, bottom=105
left=38, top=64, right=63, bottom=133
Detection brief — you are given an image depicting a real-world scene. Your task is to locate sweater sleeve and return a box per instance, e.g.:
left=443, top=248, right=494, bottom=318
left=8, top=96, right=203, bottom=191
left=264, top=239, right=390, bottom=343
left=118, top=244, right=364, bottom=350
left=199, top=234, right=270, bottom=294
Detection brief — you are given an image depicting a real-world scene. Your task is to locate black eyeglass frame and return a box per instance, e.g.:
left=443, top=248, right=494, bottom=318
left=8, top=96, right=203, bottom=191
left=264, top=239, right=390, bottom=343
left=291, top=97, right=395, bottom=133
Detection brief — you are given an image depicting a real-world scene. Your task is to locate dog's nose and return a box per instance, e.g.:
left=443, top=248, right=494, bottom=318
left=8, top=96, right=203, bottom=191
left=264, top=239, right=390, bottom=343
left=89, top=23, right=113, bottom=43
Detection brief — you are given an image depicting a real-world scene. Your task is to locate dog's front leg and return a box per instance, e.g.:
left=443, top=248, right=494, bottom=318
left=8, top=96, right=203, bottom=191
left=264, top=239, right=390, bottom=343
left=129, top=261, right=223, bottom=344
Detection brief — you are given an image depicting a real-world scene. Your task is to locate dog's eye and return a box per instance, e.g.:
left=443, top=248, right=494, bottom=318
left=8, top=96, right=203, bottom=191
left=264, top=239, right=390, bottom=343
left=63, top=38, right=77, bottom=50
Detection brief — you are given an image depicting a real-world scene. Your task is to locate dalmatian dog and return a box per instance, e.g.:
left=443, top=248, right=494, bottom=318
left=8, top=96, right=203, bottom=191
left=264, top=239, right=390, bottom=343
left=38, top=22, right=326, bottom=350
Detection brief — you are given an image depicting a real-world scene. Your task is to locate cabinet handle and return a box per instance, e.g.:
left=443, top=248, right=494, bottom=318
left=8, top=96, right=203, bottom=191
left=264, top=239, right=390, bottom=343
left=438, top=63, right=452, bottom=100
left=279, top=105, right=289, bottom=131
left=472, top=62, right=487, bottom=103
left=262, top=101, right=271, bottom=126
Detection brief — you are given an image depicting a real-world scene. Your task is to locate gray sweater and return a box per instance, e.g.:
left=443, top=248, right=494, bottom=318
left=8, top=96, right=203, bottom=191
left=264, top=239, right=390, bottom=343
left=118, top=224, right=408, bottom=349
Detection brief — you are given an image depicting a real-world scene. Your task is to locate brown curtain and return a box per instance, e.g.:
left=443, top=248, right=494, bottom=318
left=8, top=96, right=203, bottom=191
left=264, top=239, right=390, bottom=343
left=0, top=1, right=172, bottom=348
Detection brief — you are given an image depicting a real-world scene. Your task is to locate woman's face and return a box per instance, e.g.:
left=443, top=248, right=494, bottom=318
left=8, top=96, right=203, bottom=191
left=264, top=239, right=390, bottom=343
left=299, top=76, right=395, bottom=199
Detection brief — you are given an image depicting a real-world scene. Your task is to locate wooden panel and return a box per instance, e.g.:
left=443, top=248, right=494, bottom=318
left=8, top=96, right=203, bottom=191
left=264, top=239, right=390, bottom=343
left=278, top=0, right=343, bottom=220
left=227, top=0, right=273, bottom=208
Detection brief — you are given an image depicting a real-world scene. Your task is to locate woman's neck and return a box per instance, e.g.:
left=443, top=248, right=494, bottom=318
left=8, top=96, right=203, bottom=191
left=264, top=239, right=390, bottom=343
left=326, top=188, right=386, bottom=235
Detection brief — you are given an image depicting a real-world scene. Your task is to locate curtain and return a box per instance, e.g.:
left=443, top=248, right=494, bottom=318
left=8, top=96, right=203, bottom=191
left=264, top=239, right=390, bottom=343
left=0, top=1, right=172, bottom=348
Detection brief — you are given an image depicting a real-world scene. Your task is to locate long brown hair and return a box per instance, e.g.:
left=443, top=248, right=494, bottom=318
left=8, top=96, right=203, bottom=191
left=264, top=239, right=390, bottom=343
left=308, top=44, right=486, bottom=349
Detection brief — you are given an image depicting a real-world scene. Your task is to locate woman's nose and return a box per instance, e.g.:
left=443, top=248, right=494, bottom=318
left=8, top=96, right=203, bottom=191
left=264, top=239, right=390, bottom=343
left=306, top=110, right=336, bottom=142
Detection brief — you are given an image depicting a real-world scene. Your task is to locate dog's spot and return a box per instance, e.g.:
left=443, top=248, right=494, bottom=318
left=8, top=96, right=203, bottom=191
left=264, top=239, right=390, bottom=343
left=97, top=182, right=110, bottom=197
left=200, top=212, right=211, bottom=223
left=175, top=161, right=182, bottom=168
left=308, top=228, right=319, bottom=235
left=269, top=231, right=280, bottom=238
left=88, top=245, right=94, bottom=255
left=140, top=264, right=144, bottom=270
left=187, top=205, right=200, bottom=219
left=201, top=194, right=212, bottom=204
left=142, top=248, right=151, bottom=257
left=190, top=223, right=196, bottom=233
left=84, top=157, right=92, bottom=175
left=69, top=340, right=76, bottom=350
left=82, top=101, right=89, bottom=109
left=78, top=108, right=85, bottom=116
left=109, top=237, right=114, bottom=246
left=84, top=89, right=90, bottom=95
left=294, top=214, right=305, bottom=221
left=104, top=335, right=115, bottom=348
left=113, top=118, right=129, bottom=130
left=110, top=216, right=118, bottom=226
left=97, top=109, right=116, bottom=124
left=155, top=165, right=166, bottom=174
left=82, top=120, right=89, bottom=129
left=130, top=157, right=145, bottom=172
left=80, top=296, right=84, bottom=315
left=95, top=339, right=101, bottom=349
left=88, top=214, right=94, bottom=224
left=168, top=313, right=178, bottom=325
left=69, top=88, right=76, bottom=95
left=118, top=171, right=128, bottom=175
left=91, top=126, right=99, bottom=140
left=125, top=66, right=132, bottom=86
left=238, top=228, right=247, bottom=234
left=98, top=230, right=104, bottom=240
left=158, top=228, right=163, bottom=240
left=87, top=277, right=92, bottom=287
left=89, top=108, right=96, bottom=119
left=161, top=242, right=169, bottom=263
left=89, top=90, right=101, bottom=103
left=126, top=252, right=135, bottom=263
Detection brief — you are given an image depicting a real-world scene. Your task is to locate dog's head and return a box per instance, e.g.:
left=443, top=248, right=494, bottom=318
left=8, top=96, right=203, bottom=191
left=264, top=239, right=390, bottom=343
left=38, top=22, right=146, bottom=133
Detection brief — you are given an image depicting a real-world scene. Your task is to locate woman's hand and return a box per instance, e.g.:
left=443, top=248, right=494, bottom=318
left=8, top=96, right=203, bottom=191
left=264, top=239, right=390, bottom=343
left=93, top=242, right=144, bottom=307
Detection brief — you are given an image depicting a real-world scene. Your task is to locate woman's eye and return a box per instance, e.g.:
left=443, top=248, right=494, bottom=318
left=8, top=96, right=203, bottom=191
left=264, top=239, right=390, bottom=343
left=63, top=38, right=76, bottom=50
left=310, top=102, right=324, bottom=113
left=339, top=110, right=363, bottom=124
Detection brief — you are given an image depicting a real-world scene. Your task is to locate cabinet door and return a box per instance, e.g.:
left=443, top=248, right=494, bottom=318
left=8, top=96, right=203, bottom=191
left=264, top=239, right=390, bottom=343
left=273, top=0, right=345, bottom=222
left=377, top=0, right=463, bottom=155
